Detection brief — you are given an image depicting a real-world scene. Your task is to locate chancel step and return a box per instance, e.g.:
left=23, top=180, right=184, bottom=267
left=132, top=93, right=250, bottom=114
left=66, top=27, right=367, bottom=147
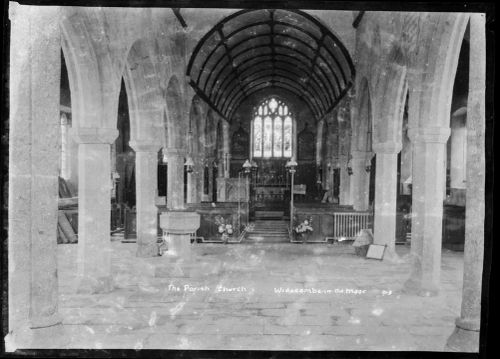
left=245, top=220, right=289, bottom=243
left=254, top=211, right=285, bottom=220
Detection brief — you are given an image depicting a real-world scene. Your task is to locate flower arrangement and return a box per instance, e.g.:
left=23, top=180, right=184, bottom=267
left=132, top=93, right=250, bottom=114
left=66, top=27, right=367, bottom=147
left=215, top=216, right=234, bottom=243
left=294, top=216, right=313, bottom=242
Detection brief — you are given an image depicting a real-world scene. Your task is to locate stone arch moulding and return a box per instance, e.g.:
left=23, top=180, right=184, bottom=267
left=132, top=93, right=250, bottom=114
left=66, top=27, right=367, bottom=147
left=369, top=64, right=407, bottom=146
left=60, top=16, right=100, bottom=129
left=165, top=75, right=185, bottom=149
left=411, top=13, right=470, bottom=129
left=204, top=109, right=219, bottom=153
left=189, top=95, right=205, bottom=154
left=60, top=10, right=124, bottom=131
left=123, top=38, right=166, bottom=143
left=353, top=76, right=373, bottom=153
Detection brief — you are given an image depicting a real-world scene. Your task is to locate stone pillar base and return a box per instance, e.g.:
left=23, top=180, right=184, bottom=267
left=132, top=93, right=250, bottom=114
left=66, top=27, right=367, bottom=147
left=76, top=275, right=114, bottom=294
left=136, top=242, right=159, bottom=258
left=445, top=326, right=479, bottom=352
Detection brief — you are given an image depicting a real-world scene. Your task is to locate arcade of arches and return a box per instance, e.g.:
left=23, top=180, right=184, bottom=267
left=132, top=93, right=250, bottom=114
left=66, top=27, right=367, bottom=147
left=6, top=4, right=488, bottom=352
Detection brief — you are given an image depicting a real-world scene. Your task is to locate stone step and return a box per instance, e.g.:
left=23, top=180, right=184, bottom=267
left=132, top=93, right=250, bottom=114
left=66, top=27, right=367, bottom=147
left=254, top=211, right=285, bottom=220
left=247, top=232, right=288, bottom=237
left=245, top=235, right=289, bottom=243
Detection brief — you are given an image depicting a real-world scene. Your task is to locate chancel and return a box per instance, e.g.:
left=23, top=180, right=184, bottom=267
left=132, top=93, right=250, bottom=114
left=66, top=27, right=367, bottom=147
left=5, top=2, right=490, bottom=353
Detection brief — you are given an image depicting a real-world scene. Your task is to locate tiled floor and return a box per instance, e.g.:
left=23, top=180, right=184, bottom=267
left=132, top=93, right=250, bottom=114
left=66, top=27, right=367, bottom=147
left=54, top=239, right=464, bottom=351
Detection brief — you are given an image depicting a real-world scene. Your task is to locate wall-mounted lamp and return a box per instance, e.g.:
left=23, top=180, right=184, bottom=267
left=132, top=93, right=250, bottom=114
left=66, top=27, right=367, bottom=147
left=251, top=160, right=258, bottom=172
left=213, top=160, right=218, bottom=169
left=347, top=159, right=353, bottom=176
left=243, top=159, right=252, bottom=174
left=285, top=158, right=298, bottom=174
left=365, top=157, right=372, bottom=173
left=184, top=156, right=194, bottom=173
left=162, top=148, right=168, bottom=164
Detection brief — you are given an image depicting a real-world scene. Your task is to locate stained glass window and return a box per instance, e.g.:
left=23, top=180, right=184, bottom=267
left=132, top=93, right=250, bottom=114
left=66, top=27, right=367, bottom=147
left=253, top=116, right=262, bottom=157
left=252, top=98, right=293, bottom=158
left=284, top=116, right=292, bottom=157
left=273, top=118, right=282, bottom=157
left=263, top=116, right=272, bottom=158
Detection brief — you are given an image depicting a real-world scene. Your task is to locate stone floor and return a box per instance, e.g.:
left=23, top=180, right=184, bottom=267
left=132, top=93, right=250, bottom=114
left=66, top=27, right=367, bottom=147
left=53, top=239, right=464, bottom=351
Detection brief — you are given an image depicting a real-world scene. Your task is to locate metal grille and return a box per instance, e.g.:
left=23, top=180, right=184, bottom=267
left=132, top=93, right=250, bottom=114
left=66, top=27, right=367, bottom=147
left=332, top=212, right=373, bottom=240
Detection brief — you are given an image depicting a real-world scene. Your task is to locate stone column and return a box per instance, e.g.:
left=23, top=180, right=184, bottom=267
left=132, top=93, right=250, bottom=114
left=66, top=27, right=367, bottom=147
left=449, top=114, right=467, bottom=204
left=446, top=13, right=485, bottom=352
left=164, top=148, right=186, bottom=210
left=372, top=142, right=401, bottom=259
left=400, top=136, right=413, bottom=195
left=222, top=121, right=231, bottom=179
left=404, top=127, right=450, bottom=296
left=186, top=170, right=195, bottom=204
left=8, top=4, right=62, bottom=343
left=193, top=155, right=204, bottom=203
left=350, top=150, right=371, bottom=211
left=339, top=155, right=351, bottom=205
left=68, top=128, right=79, bottom=193
left=207, top=156, right=215, bottom=202
left=129, top=140, right=161, bottom=257
left=72, top=127, right=118, bottom=293
left=292, top=120, right=298, bottom=160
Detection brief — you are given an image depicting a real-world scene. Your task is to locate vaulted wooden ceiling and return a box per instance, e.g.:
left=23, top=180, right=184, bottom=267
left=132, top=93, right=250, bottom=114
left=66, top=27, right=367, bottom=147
left=187, top=9, right=355, bottom=122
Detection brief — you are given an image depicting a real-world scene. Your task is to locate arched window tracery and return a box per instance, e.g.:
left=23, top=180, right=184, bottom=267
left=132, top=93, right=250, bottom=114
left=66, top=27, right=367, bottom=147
left=252, top=98, right=293, bottom=158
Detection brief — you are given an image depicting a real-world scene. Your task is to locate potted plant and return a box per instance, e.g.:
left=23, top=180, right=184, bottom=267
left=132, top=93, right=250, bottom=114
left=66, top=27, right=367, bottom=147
left=215, top=216, right=234, bottom=243
left=294, top=216, right=314, bottom=243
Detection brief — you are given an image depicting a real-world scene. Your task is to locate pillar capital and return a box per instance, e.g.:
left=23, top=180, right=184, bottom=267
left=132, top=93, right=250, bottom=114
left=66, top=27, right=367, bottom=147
left=70, top=127, right=118, bottom=144
left=129, top=140, right=162, bottom=153
left=372, top=141, right=402, bottom=154
left=408, top=126, right=451, bottom=144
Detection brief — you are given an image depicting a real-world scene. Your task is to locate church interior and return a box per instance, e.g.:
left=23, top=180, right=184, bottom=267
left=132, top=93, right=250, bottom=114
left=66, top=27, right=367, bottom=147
left=5, top=2, right=489, bottom=352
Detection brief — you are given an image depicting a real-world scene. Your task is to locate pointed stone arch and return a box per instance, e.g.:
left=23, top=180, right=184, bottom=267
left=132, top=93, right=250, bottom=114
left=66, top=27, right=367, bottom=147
left=123, top=37, right=165, bottom=144
left=408, top=13, right=470, bottom=129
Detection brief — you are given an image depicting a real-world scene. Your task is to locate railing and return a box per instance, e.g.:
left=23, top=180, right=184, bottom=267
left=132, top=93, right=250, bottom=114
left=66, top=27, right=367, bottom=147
left=332, top=211, right=373, bottom=241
